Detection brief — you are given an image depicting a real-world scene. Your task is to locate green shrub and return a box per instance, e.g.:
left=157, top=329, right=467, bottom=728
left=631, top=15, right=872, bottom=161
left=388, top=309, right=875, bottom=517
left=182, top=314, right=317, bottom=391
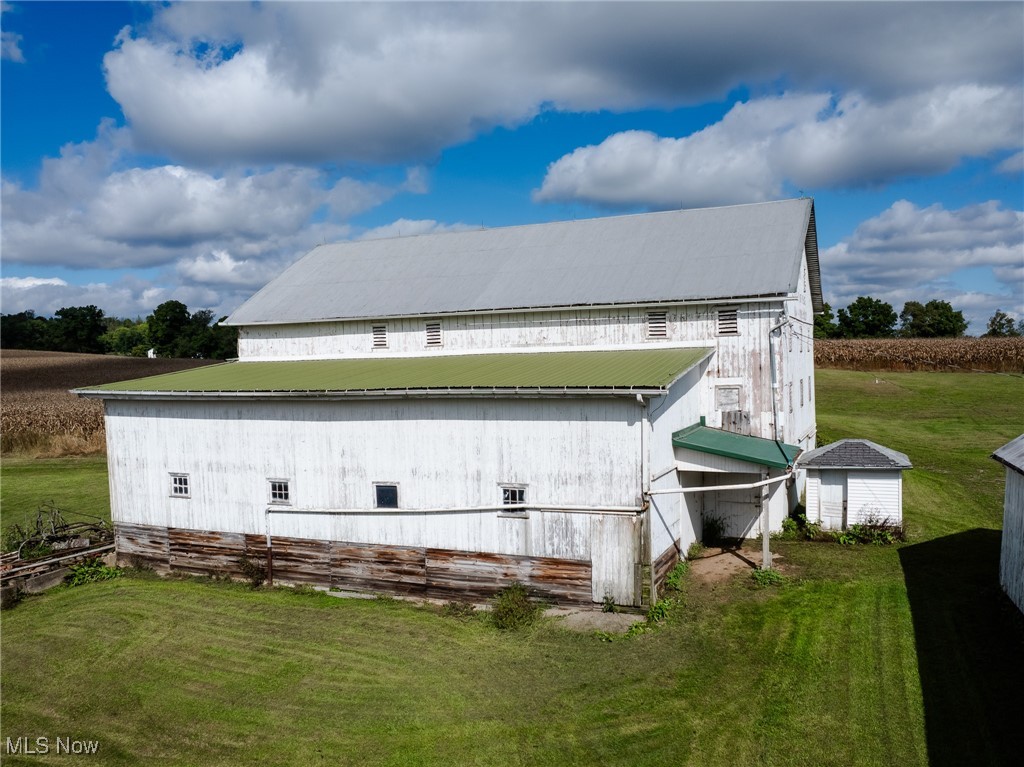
left=686, top=540, right=705, bottom=559
left=777, top=517, right=800, bottom=540
left=831, top=516, right=905, bottom=546
left=751, top=568, right=786, bottom=587
left=236, top=554, right=267, bottom=588
left=601, top=594, right=619, bottom=613
left=64, top=557, right=123, bottom=587
left=663, top=560, right=689, bottom=592
left=491, top=582, right=542, bottom=630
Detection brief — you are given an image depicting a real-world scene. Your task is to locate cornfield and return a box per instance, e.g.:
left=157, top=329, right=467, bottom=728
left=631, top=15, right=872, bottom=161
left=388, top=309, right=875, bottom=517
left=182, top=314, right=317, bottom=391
left=1, top=350, right=216, bottom=456
left=815, top=337, right=1024, bottom=373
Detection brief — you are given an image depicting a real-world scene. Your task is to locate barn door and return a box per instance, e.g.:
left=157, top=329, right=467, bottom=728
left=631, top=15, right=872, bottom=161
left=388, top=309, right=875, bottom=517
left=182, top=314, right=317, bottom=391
left=819, top=471, right=846, bottom=529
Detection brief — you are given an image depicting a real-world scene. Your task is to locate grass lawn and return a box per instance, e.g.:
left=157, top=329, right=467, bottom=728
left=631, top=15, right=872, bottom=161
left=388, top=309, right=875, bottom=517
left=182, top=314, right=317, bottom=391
left=0, top=455, right=110, bottom=531
left=1, top=371, right=1022, bottom=766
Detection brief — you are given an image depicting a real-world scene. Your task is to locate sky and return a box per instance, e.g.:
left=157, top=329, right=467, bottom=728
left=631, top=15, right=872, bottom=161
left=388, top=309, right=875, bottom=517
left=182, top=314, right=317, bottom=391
left=1, top=1, right=1022, bottom=333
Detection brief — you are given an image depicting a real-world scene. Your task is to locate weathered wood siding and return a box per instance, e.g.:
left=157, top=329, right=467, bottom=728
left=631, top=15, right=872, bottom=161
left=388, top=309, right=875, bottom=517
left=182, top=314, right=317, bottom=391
left=1000, top=468, right=1024, bottom=613
left=846, top=471, right=903, bottom=525
left=104, top=397, right=641, bottom=603
left=113, top=523, right=594, bottom=604
left=652, top=539, right=681, bottom=600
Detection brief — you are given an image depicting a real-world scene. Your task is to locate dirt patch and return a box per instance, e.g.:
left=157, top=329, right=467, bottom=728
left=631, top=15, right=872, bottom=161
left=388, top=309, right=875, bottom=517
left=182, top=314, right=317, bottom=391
left=689, top=547, right=784, bottom=585
left=547, top=606, right=645, bottom=634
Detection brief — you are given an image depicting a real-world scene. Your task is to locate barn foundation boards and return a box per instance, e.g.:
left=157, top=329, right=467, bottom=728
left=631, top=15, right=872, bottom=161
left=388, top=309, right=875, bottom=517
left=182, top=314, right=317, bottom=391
left=77, top=198, right=823, bottom=605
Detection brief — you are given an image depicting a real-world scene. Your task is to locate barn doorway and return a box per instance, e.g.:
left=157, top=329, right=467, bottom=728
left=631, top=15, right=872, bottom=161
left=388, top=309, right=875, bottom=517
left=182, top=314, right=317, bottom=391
left=819, top=470, right=847, bottom=529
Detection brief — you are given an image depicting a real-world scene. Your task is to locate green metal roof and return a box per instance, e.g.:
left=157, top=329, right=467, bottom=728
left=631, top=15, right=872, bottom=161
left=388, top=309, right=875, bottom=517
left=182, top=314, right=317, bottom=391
left=672, top=422, right=801, bottom=469
left=77, top=347, right=712, bottom=397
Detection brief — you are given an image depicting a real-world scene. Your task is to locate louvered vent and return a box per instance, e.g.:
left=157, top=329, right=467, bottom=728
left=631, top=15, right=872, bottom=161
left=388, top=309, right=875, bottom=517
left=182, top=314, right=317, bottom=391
left=372, top=325, right=388, bottom=348
left=717, top=308, right=739, bottom=335
left=647, top=311, right=668, bottom=339
left=425, top=322, right=442, bottom=347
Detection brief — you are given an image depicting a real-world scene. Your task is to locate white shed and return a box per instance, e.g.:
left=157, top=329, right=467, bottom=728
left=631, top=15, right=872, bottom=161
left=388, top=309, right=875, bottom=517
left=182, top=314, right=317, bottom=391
left=800, top=439, right=911, bottom=530
left=992, top=434, right=1024, bottom=614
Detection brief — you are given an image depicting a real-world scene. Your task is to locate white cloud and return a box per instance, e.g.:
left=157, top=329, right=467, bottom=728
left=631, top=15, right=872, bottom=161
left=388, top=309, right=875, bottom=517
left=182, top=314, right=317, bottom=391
left=101, top=2, right=1024, bottom=166
left=535, top=87, right=1023, bottom=208
left=821, top=200, right=1024, bottom=330
left=997, top=151, right=1024, bottom=174
left=0, top=276, right=68, bottom=290
left=1, top=125, right=425, bottom=271
left=1, top=2, right=24, bottom=62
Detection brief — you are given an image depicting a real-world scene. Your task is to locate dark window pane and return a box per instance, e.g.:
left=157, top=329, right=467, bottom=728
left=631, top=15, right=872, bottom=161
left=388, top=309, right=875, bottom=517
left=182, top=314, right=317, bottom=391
left=376, top=484, right=399, bottom=508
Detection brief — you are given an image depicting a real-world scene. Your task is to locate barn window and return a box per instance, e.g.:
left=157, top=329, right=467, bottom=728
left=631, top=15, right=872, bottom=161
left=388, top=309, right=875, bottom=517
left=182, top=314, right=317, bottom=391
left=715, top=386, right=741, bottom=411
left=269, top=479, right=291, bottom=504
left=499, top=484, right=528, bottom=517
left=374, top=483, right=399, bottom=508
left=788, top=383, right=794, bottom=414
left=800, top=379, right=805, bottom=407
left=425, top=321, right=442, bottom=347
left=169, top=473, right=190, bottom=498
left=717, top=308, right=739, bottom=335
left=646, top=311, right=668, bottom=339
left=372, top=324, right=388, bottom=348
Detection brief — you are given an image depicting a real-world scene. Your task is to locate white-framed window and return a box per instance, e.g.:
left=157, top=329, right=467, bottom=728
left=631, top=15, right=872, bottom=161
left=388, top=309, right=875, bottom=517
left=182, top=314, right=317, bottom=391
left=499, top=484, right=528, bottom=517
left=269, top=479, right=291, bottom=505
left=646, top=311, right=668, bottom=339
left=169, top=473, right=190, bottom=498
left=715, top=385, right=741, bottom=411
left=425, top=321, right=442, bottom=347
left=374, top=483, right=399, bottom=509
left=372, top=324, right=388, bottom=349
left=717, top=307, right=739, bottom=335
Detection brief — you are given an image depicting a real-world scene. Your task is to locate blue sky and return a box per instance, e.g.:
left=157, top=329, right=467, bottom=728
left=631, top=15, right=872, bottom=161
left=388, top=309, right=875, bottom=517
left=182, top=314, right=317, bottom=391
left=2, top=1, right=1022, bottom=332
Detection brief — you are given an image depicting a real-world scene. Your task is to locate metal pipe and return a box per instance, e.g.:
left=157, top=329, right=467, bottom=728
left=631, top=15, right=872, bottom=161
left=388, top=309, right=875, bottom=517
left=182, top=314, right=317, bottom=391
left=266, top=503, right=644, bottom=517
left=646, top=473, right=790, bottom=495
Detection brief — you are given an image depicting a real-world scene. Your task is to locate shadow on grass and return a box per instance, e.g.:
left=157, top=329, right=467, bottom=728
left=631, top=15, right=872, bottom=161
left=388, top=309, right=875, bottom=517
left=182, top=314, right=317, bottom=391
left=899, top=529, right=1024, bottom=767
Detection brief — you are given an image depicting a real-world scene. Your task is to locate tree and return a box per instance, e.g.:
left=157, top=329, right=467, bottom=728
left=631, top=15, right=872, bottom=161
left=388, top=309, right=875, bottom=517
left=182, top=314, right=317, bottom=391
left=899, top=300, right=968, bottom=338
left=0, top=310, right=50, bottom=350
left=813, top=302, right=839, bottom=339
left=983, top=309, right=1022, bottom=337
left=101, top=322, right=150, bottom=356
left=836, top=297, right=897, bottom=338
left=147, top=300, right=191, bottom=357
left=51, top=305, right=106, bottom=353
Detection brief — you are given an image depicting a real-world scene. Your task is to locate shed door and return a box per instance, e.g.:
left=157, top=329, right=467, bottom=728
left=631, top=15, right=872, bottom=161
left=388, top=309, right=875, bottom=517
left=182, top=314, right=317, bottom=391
left=819, top=470, right=846, bottom=530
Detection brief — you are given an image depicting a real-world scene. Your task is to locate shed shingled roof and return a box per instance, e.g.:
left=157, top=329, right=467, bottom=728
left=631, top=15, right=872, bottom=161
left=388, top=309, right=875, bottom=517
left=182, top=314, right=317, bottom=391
left=992, top=434, right=1024, bottom=475
left=797, top=439, right=912, bottom=470
left=225, top=198, right=821, bottom=326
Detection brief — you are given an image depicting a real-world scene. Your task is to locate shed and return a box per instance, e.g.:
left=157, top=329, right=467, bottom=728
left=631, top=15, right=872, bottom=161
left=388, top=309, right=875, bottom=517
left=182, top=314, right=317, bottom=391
left=992, top=434, right=1024, bottom=614
left=799, top=439, right=911, bottom=529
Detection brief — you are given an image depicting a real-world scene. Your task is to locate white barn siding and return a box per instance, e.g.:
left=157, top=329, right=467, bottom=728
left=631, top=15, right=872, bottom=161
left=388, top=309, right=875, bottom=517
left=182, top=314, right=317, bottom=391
left=104, top=397, right=643, bottom=602
left=805, top=470, right=820, bottom=522
left=1000, top=469, right=1024, bottom=613
left=847, top=471, right=903, bottom=525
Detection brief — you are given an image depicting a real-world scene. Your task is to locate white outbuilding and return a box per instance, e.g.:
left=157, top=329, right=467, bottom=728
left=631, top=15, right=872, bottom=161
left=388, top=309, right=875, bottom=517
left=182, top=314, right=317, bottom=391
left=992, top=434, right=1024, bottom=614
left=800, top=439, right=911, bottom=530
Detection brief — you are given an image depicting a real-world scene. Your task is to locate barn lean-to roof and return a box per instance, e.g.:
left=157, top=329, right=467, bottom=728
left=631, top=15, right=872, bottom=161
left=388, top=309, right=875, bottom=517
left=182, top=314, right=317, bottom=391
left=225, top=198, right=822, bottom=326
left=74, top=347, right=713, bottom=399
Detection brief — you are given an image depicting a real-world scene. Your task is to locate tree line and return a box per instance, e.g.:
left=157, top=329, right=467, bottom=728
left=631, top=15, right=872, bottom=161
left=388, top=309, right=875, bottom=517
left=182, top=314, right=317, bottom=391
left=814, top=298, right=1022, bottom=339
left=0, top=301, right=238, bottom=359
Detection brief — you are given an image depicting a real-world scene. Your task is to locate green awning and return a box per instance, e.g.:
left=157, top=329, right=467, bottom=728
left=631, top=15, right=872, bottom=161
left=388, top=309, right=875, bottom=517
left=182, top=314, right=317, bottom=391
left=672, top=422, right=801, bottom=469
left=76, top=347, right=712, bottom=397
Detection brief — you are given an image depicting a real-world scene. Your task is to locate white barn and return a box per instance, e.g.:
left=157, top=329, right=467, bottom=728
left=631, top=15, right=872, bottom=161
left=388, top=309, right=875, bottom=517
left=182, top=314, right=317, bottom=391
left=800, top=439, right=911, bottom=529
left=77, top=198, right=822, bottom=606
left=993, top=435, right=1024, bottom=614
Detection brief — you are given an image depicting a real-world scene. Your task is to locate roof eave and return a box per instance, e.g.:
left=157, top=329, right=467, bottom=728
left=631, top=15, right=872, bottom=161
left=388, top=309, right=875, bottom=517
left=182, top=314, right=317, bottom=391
left=74, top=386, right=669, bottom=401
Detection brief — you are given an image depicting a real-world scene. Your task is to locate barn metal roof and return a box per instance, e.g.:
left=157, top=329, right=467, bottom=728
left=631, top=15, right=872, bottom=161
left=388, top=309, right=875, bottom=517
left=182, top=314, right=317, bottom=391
left=797, top=439, right=912, bottom=470
left=75, top=347, right=713, bottom=399
left=993, top=434, right=1024, bottom=475
left=226, top=198, right=821, bottom=326
left=672, top=423, right=801, bottom=469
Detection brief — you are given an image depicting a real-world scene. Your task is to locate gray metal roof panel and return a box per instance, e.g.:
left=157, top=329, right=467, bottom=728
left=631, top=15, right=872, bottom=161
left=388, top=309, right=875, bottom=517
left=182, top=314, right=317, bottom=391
left=798, top=439, right=912, bottom=470
left=227, top=199, right=819, bottom=325
left=993, top=434, right=1024, bottom=474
